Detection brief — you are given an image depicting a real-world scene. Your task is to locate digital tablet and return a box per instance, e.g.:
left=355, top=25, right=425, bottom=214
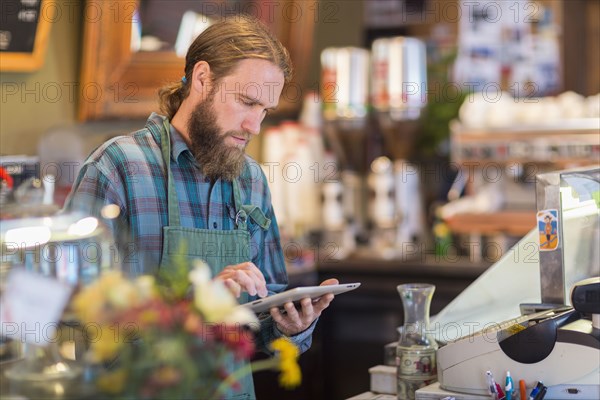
left=243, top=283, right=361, bottom=314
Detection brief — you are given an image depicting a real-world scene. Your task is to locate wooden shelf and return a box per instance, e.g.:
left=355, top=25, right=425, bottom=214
left=451, top=119, right=600, bottom=140
left=444, top=210, right=535, bottom=236
left=450, top=120, right=600, bottom=167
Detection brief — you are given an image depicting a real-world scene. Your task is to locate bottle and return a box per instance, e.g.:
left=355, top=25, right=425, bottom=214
left=396, top=283, right=438, bottom=400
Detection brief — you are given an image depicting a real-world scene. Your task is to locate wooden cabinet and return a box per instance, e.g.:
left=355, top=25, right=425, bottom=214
left=78, top=0, right=316, bottom=121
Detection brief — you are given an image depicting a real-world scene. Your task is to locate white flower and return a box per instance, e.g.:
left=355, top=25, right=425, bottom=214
left=134, top=275, right=156, bottom=301
left=188, top=260, right=211, bottom=285
left=189, top=261, right=258, bottom=325
left=222, top=306, right=260, bottom=328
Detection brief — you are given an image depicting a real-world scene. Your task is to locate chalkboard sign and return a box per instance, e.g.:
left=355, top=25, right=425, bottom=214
left=0, top=0, right=53, bottom=71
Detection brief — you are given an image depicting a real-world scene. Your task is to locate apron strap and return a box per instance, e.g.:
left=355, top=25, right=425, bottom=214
left=232, top=179, right=271, bottom=231
left=160, top=119, right=182, bottom=227
left=241, top=205, right=271, bottom=230
left=232, top=179, right=247, bottom=230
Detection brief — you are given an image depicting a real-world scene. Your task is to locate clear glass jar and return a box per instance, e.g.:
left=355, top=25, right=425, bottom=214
left=396, top=283, right=438, bottom=399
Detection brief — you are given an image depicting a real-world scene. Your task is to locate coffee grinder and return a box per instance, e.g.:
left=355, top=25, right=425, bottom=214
left=320, top=47, right=372, bottom=252
left=370, top=36, right=428, bottom=256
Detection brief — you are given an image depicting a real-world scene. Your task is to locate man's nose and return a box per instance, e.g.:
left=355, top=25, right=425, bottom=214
left=241, top=110, right=264, bottom=136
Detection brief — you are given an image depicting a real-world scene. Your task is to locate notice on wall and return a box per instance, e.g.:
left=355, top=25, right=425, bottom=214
left=0, top=0, right=43, bottom=53
left=453, top=0, right=561, bottom=97
left=0, top=0, right=53, bottom=71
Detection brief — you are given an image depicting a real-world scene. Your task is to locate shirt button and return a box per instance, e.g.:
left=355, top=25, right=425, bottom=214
left=213, top=222, right=218, bottom=229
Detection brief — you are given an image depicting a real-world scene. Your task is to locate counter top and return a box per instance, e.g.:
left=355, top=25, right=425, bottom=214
left=318, top=254, right=491, bottom=279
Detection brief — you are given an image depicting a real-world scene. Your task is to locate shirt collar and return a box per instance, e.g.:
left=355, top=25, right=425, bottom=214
left=168, top=124, right=194, bottom=165
left=146, top=113, right=198, bottom=168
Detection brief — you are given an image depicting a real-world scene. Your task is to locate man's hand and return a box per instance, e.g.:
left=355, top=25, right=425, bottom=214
left=215, top=262, right=268, bottom=298
left=270, top=278, right=339, bottom=337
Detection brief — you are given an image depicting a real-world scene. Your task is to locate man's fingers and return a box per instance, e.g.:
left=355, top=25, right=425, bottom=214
left=242, top=262, right=266, bottom=282
left=320, top=278, right=339, bottom=286
left=232, top=269, right=258, bottom=296
left=270, top=307, right=284, bottom=323
left=242, top=262, right=267, bottom=297
left=217, top=263, right=268, bottom=297
left=282, top=301, right=300, bottom=320
left=224, top=278, right=241, bottom=298
left=312, top=293, right=334, bottom=314
left=299, top=297, right=315, bottom=318
left=228, top=262, right=267, bottom=297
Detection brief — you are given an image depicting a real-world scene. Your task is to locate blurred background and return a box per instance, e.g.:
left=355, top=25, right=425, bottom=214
left=1, top=1, right=599, bottom=399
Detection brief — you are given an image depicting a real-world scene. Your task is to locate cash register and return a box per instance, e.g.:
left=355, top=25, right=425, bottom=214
left=431, top=167, right=600, bottom=400
left=437, top=277, right=600, bottom=399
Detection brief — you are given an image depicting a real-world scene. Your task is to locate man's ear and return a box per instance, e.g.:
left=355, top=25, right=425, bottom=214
left=191, top=61, right=212, bottom=102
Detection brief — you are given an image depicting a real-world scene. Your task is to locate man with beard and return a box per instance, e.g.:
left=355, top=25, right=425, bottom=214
left=65, top=15, right=337, bottom=399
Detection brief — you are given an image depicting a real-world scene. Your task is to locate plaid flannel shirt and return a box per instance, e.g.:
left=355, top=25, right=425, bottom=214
left=64, top=113, right=314, bottom=353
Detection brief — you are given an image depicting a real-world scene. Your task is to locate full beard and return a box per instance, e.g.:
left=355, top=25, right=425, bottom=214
left=187, top=95, right=248, bottom=182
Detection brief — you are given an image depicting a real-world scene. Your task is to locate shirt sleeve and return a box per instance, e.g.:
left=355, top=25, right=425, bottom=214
left=253, top=312, right=317, bottom=356
left=63, top=160, right=135, bottom=274
left=64, top=160, right=125, bottom=218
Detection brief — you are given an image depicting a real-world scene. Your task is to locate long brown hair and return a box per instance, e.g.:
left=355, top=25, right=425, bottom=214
left=159, top=14, right=293, bottom=119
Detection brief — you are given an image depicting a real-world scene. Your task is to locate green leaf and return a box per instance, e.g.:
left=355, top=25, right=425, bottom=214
left=156, top=241, right=192, bottom=301
left=592, top=190, right=600, bottom=209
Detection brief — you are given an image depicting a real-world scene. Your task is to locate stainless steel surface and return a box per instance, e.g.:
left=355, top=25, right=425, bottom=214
left=321, top=47, right=370, bottom=120
left=371, top=37, right=427, bottom=120
left=371, top=37, right=428, bottom=161
left=1, top=212, right=116, bottom=288
left=535, top=166, right=600, bottom=305
left=536, top=170, right=566, bottom=305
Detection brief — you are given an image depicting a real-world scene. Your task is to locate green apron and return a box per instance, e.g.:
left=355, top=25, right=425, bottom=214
left=158, top=120, right=269, bottom=400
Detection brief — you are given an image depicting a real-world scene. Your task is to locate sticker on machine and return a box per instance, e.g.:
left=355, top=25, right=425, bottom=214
left=537, top=209, right=559, bottom=251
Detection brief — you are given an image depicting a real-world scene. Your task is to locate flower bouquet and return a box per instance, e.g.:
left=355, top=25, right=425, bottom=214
left=72, top=256, right=301, bottom=399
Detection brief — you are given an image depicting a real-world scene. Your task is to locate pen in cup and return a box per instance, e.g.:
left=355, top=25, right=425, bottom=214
left=534, top=385, right=547, bottom=400
left=505, top=371, right=514, bottom=400
left=529, top=381, right=544, bottom=400
left=485, top=371, right=506, bottom=400
left=519, top=380, right=527, bottom=400
left=486, top=371, right=498, bottom=399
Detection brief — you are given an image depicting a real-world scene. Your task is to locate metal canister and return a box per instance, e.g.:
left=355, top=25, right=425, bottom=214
left=371, top=37, right=427, bottom=120
left=321, top=47, right=370, bottom=120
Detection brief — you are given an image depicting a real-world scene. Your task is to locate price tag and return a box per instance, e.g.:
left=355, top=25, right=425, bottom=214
left=0, top=269, right=73, bottom=346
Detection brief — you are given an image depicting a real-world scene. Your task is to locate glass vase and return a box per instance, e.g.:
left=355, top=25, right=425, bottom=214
left=396, top=283, right=438, bottom=400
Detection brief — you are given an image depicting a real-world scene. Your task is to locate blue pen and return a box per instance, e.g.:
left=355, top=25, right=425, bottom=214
left=529, top=381, right=544, bottom=400
left=505, top=371, right=514, bottom=400
left=534, top=386, right=547, bottom=400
